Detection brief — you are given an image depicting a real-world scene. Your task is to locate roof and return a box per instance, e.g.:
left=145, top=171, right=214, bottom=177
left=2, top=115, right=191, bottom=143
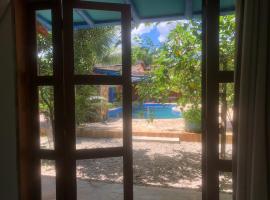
left=93, top=64, right=148, bottom=83
left=36, top=0, right=235, bottom=30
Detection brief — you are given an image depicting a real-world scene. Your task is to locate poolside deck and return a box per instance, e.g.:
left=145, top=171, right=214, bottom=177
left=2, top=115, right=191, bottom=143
left=75, top=119, right=232, bottom=143
left=77, top=119, right=184, bottom=136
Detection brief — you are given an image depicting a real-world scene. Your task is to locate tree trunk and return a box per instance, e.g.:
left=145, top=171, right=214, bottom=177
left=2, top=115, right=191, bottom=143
left=220, top=84, right=227, bottom=159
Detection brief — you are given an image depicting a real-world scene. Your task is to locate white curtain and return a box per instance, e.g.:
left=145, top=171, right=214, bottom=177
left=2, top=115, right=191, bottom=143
left=0, top=1, right=10, bottom=23
left=234, top=0, right=270, bottom=199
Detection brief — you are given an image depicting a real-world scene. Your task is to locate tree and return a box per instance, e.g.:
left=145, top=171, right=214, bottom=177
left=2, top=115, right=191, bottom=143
left=132, top=36, right=156, bottom=66
left=38, top=26, right=118, bottom=132
left=73, top=27, right=118, bottom=74
left=136, top=16, right=236, bottom=132
left=132, top=45, right=153, bottom=66
left=219, top=15, right=235, bottom=158
left=73, top=27, right=119, bottom=125
left=136, top=20, right=201, bottom=108
left=37, top=33, right=55, bottom=136
left=219, top=15, right=235, bottom=108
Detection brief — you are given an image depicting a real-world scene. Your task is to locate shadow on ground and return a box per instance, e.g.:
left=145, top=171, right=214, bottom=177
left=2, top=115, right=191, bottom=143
left=76, top=147, right=231, bottom=192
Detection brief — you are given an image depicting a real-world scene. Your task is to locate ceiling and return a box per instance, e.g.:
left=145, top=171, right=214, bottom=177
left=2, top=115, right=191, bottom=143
left=36, top=0, right=235, bottom=30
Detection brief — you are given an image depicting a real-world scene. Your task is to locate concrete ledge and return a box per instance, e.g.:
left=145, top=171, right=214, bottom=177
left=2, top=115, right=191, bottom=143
left=76, top=128, right=233, bottom=144
left=42, top=127, right=232, bottom=144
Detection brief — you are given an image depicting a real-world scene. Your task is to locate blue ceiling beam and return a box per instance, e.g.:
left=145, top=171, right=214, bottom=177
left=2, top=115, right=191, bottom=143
left=75, top=9, right=95, bottom=27
left=36, top=14, right=52, bottom=31
left=37, top=1, right=235, bottom=30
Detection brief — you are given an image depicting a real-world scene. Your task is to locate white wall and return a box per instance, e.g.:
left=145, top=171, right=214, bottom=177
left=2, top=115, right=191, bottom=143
left=0, top=1, right=19, bottom=199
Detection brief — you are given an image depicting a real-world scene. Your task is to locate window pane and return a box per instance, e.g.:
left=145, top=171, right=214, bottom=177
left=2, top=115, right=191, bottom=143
left=41, top=160, right=56, bottom=200
left=75, top=85, right=123, bottom=149
left=219, top=14, right=236, bottom=71
left=76, top=158, right=123, bottom=199
left=131, top=18, right=202, bottom=199
left=73, top=9, right=122, bottom=75
left=219, top=172, right=233, bottom=200
left=219, top=83, right=234, bottom=160
left=36, top=10, right=53, bottom=76
left=39, top=86, right=55, bottom=150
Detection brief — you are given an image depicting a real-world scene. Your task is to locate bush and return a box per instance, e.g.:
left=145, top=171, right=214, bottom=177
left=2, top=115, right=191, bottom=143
left=183, top=108, right=201, bottom=133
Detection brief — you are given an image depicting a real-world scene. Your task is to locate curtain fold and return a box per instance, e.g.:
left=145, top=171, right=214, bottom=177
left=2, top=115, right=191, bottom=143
left=234, top=0, right=270, bottom=199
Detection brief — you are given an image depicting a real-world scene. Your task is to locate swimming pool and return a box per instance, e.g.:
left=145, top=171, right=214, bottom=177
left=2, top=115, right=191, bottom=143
left=108, top=103, right=182, bottom=119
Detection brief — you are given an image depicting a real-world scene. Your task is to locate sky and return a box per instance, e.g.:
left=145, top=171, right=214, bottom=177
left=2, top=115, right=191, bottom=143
left=131, top=21, right=179, bottom=47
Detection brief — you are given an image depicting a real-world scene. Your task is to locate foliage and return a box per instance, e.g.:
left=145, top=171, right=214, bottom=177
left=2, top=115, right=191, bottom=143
left=73, top=27, right=118, bottom=74
left=37, top=33, right=54, bottom=128
left=136, top=16, right=236, bottom=129
left=73, top=27, right=118, bottom=124
left=132, top=45, right=153, bottom=66
left=37, top=33, right=53, bottom=76
left=75, top=85, right=107, bottom=124
left=219, top=15, right=236, bottom=107
left=39, top=86, right=54, bottom=124
left=38, top=26, right=118, bottom=126
left=219, top=15, right=235, bottom=71
left=132, top=36, right=156, bottom=66
left=136, top=20, right=202, bottom=109
left=183, top=108, right=201, bottom=132
left=182, top=108, right=201, bottom=124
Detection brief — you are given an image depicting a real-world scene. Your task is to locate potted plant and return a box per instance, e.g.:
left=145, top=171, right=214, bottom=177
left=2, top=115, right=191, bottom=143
left=182, top=106, right=201, bottom=133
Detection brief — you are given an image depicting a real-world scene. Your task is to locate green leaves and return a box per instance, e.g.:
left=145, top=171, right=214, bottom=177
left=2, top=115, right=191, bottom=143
left=137, top=19, right=202, bottom=108
left=39, top=86, right=54, bottom=121
left=219, top=15, right=236, bottom=71
left=37, top=26, right=118, bottom=125
left=75, top=85, right=104, bottom=125
left=136, top=16, right=235, bottom=124
left=37, top=33, right=53, bottom=76
left=182, top=108, right=201, bottom=124
left=73, top=27, right=117, bottom=74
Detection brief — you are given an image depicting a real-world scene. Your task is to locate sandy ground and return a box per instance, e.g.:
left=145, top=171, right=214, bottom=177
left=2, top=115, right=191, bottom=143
left=42, top=175, right=232, bottom=200
left=78, top=117, right=232, bottom=134
left=77, top=118, right=185, bottom=134
left=41, top=138, right=232, bottom=193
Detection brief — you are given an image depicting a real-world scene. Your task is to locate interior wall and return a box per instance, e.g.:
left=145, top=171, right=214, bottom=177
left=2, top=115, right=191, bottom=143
left=0, top=1, right=19, bottom=199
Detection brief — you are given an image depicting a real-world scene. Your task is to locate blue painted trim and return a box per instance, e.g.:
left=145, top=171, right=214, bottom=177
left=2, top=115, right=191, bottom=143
left=37, top=6, right=235, bottom=30
left=75, top=9, right=95, bottom=27
left=36, top=14, right=52, bottom=31
left=93, top=68, right=121, bottom=76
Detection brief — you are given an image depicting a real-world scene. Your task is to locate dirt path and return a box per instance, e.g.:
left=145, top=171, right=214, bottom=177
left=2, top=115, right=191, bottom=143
left=42, top=138, right=232, bottom=192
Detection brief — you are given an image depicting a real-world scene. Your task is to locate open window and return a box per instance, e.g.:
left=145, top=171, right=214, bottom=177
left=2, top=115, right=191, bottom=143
left=17, top=0, right=236, bottom=200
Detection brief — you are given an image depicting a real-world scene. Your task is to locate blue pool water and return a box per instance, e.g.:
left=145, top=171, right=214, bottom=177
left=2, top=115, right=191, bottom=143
left=108, top=103, right=182, bottom=119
